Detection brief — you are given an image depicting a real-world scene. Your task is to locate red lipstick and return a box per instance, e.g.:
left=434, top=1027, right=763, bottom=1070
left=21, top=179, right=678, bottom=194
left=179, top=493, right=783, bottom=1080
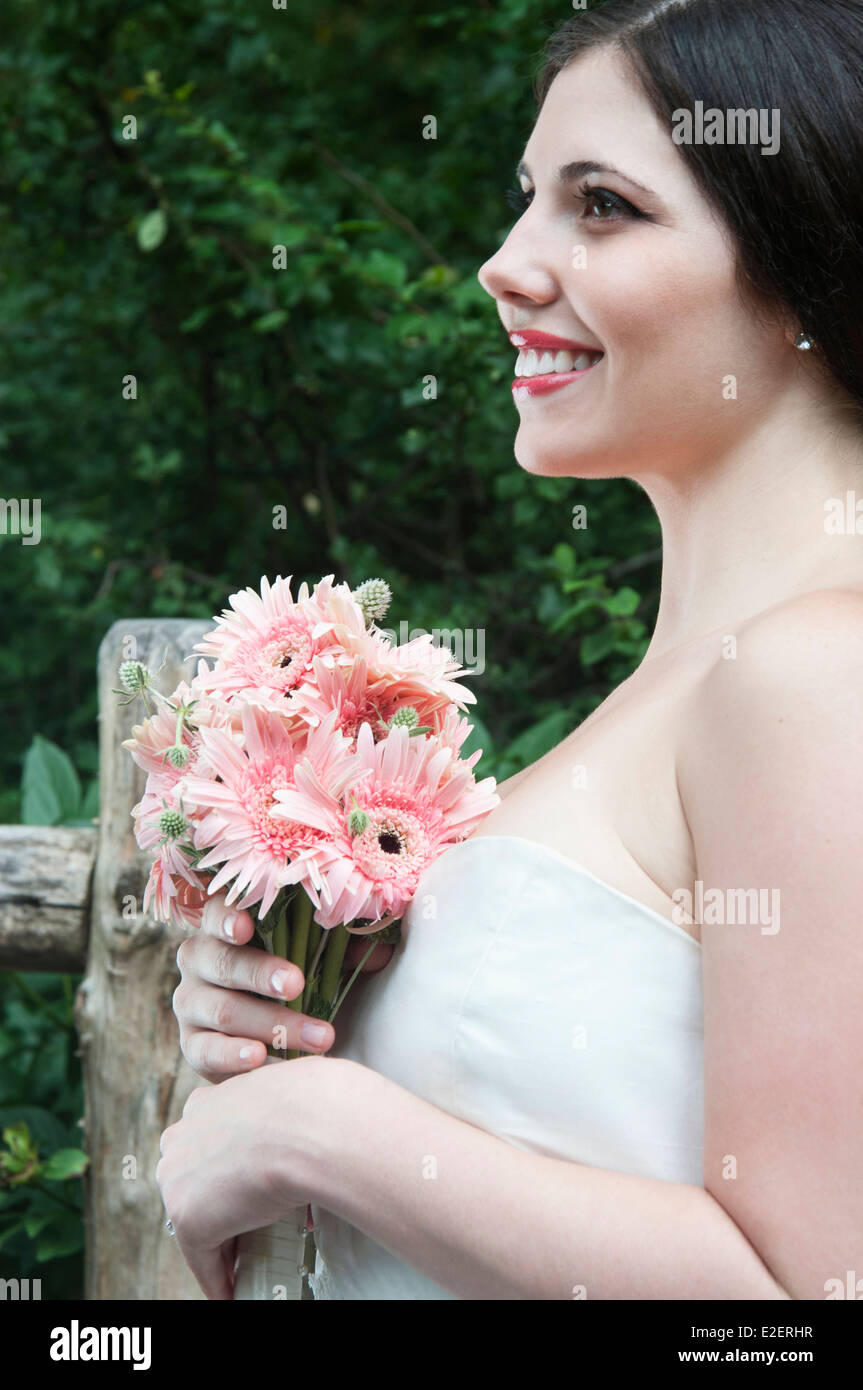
left=508, top=330, right=601, bottom=353
left=509, top=330, right=603, bottom=398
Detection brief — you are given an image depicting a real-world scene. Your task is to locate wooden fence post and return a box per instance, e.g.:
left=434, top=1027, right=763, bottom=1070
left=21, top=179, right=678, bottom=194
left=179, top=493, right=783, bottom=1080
left=74, top=617, right=212, bottom=1300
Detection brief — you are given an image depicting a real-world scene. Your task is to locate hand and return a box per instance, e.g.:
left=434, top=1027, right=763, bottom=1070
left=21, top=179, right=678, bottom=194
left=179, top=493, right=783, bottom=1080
left=157, top=1053, right=347, bottom=1299
left=173, top=890, right=394, bottom=1084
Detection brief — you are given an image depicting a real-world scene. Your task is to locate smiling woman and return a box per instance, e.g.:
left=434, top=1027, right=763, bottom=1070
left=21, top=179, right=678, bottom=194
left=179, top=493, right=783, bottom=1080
left=162, top=0, right=863, bottom=1305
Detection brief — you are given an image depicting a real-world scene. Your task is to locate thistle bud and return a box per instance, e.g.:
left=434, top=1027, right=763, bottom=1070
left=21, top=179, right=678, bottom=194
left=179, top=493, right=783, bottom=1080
left=347, top=792, right=369, bottom=837
left=352, top=578, right=392, bottom=626
left=158, top=808, right=187, bottom=840
left=388, top=706, right=419, bottom=730
left=167, top=744, right=190, bottom=768
left=118, top=660, right=152, bottom=694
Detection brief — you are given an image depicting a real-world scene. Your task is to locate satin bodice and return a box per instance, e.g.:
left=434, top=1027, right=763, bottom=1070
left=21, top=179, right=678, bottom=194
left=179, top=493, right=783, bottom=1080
left=309, top=834, right=704, bottom=1300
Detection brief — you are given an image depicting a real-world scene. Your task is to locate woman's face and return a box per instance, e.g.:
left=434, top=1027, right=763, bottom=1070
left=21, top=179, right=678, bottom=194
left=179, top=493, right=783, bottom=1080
left=477, top=46, right=795, bottom=480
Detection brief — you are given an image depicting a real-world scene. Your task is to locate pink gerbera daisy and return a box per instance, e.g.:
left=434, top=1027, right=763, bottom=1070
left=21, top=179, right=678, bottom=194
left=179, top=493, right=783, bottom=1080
left=190, top=574, right=360, bottom=717
left=122, top=680, right=214, bottom=798
left=143, top=857, right=210, bottom=931
left=133, top=780, right=210, bottom=933
left=180, top=701, right=360, bottom=919
left=271, top=720, right=500, bottom=929
left=289, top=652, right=467, bottom=746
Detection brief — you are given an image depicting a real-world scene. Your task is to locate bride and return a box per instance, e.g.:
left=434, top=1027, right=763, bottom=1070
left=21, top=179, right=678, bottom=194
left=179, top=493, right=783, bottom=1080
left=157, top=0, right=863, bottom=1300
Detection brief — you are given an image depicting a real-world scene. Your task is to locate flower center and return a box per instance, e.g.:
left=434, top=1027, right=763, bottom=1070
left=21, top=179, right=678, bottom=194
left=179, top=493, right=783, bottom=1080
left=346, top=790, right=438, bottom=886
left=376, top=823, right=404, bottom=855
left=235, top=616, right=315, bottom=693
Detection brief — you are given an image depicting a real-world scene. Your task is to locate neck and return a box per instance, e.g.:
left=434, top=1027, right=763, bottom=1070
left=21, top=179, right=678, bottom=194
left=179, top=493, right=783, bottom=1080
left=636, top=387, right=863, bottom=664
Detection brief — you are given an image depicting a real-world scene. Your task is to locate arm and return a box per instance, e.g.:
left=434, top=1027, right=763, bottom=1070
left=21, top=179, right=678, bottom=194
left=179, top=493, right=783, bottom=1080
left=675, top=592, right=863, bottom=1303
left=305, top=1060, right=789, bottom=1300
left=294, top=592, right=862, bottom=1301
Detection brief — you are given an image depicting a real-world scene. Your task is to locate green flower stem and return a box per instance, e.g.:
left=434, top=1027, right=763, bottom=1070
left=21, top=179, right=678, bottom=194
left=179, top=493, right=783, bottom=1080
left=319, top=921, right=351, bottom=1012
left=328, top=938, right=379, bottom=1023
left=271, top=897, right=289, bottom=962
left=285, top=893, right=314, bottom=1060
left=302, top=920, right=325, bottom=1012
left=270, top=898, right=290, bottom=1059
left=288, top=893, right=313, bottom=999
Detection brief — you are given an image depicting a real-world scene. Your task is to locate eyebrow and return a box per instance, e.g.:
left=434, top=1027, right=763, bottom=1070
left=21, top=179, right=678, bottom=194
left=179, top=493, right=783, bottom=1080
left=515, top=158, right=655, bottom=198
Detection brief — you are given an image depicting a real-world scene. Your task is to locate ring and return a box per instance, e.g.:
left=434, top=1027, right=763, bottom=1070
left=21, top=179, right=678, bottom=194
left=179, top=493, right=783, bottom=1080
left=165, top=1219, right=175, bottom=1237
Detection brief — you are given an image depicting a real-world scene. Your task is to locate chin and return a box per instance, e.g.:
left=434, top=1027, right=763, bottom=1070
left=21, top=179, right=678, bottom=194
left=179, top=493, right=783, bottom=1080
left=513, top=430, right=631, bottom=479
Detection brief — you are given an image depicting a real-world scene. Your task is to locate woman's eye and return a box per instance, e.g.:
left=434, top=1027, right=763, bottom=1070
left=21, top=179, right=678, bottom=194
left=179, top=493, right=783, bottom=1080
left=578, top=186, right=634, bottom=221
left=506, top=182, right=640, bottom=224
left=505, top=186, right=533, bottom=214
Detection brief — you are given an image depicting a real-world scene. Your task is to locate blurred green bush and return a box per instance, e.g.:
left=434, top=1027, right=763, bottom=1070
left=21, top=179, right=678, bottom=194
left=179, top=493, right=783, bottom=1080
left=0, top=0, right=660, bottom=1294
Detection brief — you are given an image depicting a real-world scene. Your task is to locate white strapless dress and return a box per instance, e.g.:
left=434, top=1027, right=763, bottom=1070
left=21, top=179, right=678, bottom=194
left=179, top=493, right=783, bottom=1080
left=308, top=834, right=703, bottom=1300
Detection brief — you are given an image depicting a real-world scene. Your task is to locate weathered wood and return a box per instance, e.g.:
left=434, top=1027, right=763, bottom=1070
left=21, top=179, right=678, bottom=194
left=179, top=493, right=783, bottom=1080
left=74, top=617, right=212, bottom=1300
left=0, top=825, right=96, bottom=971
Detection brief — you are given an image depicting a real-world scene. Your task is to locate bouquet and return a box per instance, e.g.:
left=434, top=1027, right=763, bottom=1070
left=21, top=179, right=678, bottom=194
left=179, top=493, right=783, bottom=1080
left=117, top=573, right=499, bottom=1299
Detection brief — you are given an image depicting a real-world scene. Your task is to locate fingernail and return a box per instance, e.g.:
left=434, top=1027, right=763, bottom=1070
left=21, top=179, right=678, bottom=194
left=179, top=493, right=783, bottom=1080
left=301, top=1023, right=330, bottom=1048
left=223, top=912, right=237, bottom=940
left=271, top=970, right=296, bottom=996
left=239, top=1046, right=255, bottom=1060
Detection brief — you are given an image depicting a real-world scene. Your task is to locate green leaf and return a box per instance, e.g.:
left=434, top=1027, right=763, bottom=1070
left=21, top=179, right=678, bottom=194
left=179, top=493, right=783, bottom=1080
left=252, top=309, right=287, bottom=333
left=40, top=1148, right=89, bottom=1182
left=23, top=1211, right=55, bottom=1238
left=579, top=629, right=617, bottom=667
left=548, top=596, right=604, bottom=634
left=20, top=734, right=82, bottom=825
left=0, top=1221, right=25, bottom=1253
left=363, top=249, right=407, bottom=288
left=3, top=1121, right=33, bottom=1157
left=550, top=542, right=576, bottom=577
left=137, top=208, right=168, bottom=252
left=36, top=1213, right=83, bottom=1262
left=499, top=710, right=573, bottom=768
left=604, top=586, right=640, bottom=617
left=179, top=305, right=215, bottom=333
left=0, top=1108, right=67, bottom=1154
left=459, top=713, right=494, bottom=769
left=80, top=777, right=99, bottom=820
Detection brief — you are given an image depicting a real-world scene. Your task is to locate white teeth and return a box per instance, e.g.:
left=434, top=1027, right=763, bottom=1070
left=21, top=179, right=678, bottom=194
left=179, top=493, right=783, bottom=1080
left=514, top=348, right=601, bottom=378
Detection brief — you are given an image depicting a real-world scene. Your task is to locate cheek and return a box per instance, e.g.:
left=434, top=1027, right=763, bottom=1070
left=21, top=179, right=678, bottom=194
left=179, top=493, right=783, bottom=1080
left=570, top=238, right=745, bottom=390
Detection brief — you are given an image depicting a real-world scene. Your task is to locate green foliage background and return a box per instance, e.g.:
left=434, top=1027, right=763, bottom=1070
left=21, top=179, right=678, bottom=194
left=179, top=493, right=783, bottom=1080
left=0, top=0, right=661, bottom=1295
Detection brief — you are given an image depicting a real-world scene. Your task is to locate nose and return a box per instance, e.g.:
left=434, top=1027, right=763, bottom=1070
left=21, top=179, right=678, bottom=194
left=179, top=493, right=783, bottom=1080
left=476, top=222, right=557, bottom=312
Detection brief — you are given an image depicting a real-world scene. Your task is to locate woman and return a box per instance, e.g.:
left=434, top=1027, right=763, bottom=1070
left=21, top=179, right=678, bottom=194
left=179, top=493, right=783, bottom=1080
left=157, top=0, right=863, bottom=1300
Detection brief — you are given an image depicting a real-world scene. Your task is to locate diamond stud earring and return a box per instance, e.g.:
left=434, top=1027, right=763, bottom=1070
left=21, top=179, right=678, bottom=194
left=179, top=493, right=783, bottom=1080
left=794, top=332, right=814, bottom=351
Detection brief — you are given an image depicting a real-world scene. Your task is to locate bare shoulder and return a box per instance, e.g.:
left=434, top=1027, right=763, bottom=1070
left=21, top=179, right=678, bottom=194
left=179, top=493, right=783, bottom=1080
left=693, top=586, right=863, bottom=716
left=679, top=587, right=863, bottom=791
left=728, top=585, right=862, bottom=669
